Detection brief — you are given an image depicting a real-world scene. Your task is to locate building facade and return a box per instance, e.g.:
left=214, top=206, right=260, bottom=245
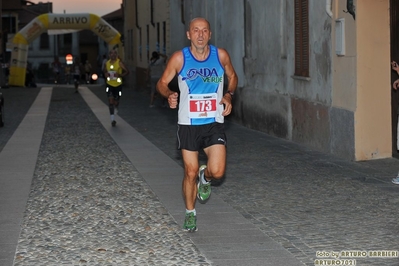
left=122, top=0, right=187, bottom=90
left=124, top=0, right=391, bottom=162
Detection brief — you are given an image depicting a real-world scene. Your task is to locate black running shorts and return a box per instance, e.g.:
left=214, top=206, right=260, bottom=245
left=177, top=122, right=227, bottom=151
left=106, top=85, right=122, bottom=100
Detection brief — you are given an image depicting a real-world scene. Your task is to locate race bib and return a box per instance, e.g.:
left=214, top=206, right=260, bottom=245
left=108, top=70, right=117, bottom=80
left=188, top=93, right=217, bottom=118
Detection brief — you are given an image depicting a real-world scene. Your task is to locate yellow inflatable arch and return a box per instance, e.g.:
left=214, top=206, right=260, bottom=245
left=9, top=13, right=121, bottom=87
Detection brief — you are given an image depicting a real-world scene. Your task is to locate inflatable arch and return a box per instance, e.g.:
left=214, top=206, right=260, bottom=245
left=9, top=13, right=121, bottom=87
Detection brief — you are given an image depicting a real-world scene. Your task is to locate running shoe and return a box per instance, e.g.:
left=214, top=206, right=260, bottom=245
left=183, top=212, right=197, bottom=232
left=197, top=165, right=211, bottom=202
left=111, top=120, right=116, bottom=127
left=392, top=173, right=399, bottom=184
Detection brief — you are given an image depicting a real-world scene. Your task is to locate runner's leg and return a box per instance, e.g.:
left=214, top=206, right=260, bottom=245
left=203, top=144, right=226, bottom=180
left=181, top=149, right=199, bottom=210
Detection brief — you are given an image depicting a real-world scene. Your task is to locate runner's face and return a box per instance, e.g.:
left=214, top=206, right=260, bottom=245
left=187, top=19, right=211, bottom=49
left=109, top=51, right=117, bottom=60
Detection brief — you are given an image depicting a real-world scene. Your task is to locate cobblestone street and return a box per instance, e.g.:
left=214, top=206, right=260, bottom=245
left=1, top=85, right=399, bottom=265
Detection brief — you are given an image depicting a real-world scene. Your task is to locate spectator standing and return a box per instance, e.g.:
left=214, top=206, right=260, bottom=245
left=52, top=57, right=61, bottom=84
left=73, top=58, right=83, bottom=93
left=391, top=60, right=399, bottom=184
left=64, top=64, right=71, bottom=84
left=85, top=60, right=92, bottom=84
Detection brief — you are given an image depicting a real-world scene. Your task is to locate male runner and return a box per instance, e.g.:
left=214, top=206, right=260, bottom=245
left=157, top=17, right=238, bottom=232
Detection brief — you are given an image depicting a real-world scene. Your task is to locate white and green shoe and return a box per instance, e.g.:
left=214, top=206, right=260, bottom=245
left=183, top=212, right=197, bottom=232
left=197, top=165, right=211, bottom=203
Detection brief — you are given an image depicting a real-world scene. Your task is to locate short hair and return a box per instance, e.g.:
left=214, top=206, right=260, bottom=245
left=188, top=17, right=211, bottom=31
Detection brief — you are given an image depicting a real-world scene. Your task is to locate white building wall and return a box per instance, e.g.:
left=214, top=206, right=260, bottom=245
left=27, top=33, right=58, bottom=83
left=181, top=0, right=337, bottom=155
left=169, top=0, right=190, bottom=54
left=177, top=0, right=245, bottom=88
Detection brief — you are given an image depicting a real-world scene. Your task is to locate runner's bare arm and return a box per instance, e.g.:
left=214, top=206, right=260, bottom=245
left=119, top=61, right=130, bottom=77
left=218, top=48, right=238, bottom=116
left=157, top=51, right=183, bottom=108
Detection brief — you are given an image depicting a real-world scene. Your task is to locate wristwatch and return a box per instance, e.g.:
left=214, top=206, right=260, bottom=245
left=225, top=91, right=234, bottom=97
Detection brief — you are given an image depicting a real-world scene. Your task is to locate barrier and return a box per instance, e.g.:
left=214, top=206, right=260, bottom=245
left=9, top=13, right=121, bottom=86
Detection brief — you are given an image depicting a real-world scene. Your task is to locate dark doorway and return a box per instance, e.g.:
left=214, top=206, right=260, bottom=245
left=390, top=0, right=399, bottom=158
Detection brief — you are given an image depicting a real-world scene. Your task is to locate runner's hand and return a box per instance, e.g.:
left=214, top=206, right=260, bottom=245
left=168, top=92, right=178, bottom=109
left=221, top=94, right=232, bottom=116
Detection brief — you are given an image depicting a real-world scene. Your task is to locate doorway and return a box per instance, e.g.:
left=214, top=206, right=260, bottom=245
left=390, top=0, right=399, bottom=158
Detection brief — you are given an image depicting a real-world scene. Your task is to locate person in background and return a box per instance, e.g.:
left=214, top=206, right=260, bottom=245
left=146, top=51, right=168, bottom=107
left=64, top=64, right=71, bottom=84
left=73, top=58, right=83, bottom=93
left=85, top=60, right=92, bottom=84
left=391, top=60, right=399, bottom=184
left=100, top=54, right=108, bottom=84
left=25, top=63, right=36, bottom=88
left=101, top=55, right=107, bottom=75
left=157, top=17, right=238, bottom=232
left=103, top=50, right=130, bottom=127
left=52, top=57, right=61, bottom=84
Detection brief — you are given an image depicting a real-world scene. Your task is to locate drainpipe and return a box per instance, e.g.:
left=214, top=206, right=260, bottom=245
left=326, top=0, right=333, bottom=18
left=135, top=0, right=141, bottom=30
left=150, top=0, right=155, bottom=27
left=180, top=0, right=185, bottom=24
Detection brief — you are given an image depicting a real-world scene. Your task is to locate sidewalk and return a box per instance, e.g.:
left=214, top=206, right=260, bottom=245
left=0, top=84, right=399, bottom=266
left=99, top=85, right=399, bottom=266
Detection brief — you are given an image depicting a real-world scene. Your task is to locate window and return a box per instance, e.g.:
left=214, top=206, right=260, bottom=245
left=40, top=33, right=50, bottom=49
left=64, top=33, right=72, bottom=45
left=139, top=27, right=142, bottom=61
left=146, top=24, right=149, bottom=61
left=163, top=21, right=166, bottom=54
left=2, top=17, right=16, bottom=34
left=128, top=29, right=133, bottom=60
left=294, top=0, right=309, bottom=77
left=156, top=22, right=160, bottom=53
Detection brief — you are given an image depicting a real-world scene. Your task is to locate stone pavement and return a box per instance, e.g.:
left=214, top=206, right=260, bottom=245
left=1, top=84, right=399, bottom=266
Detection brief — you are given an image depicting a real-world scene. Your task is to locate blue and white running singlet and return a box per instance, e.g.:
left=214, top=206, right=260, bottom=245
left=177, top=45, right=225, bottom=125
